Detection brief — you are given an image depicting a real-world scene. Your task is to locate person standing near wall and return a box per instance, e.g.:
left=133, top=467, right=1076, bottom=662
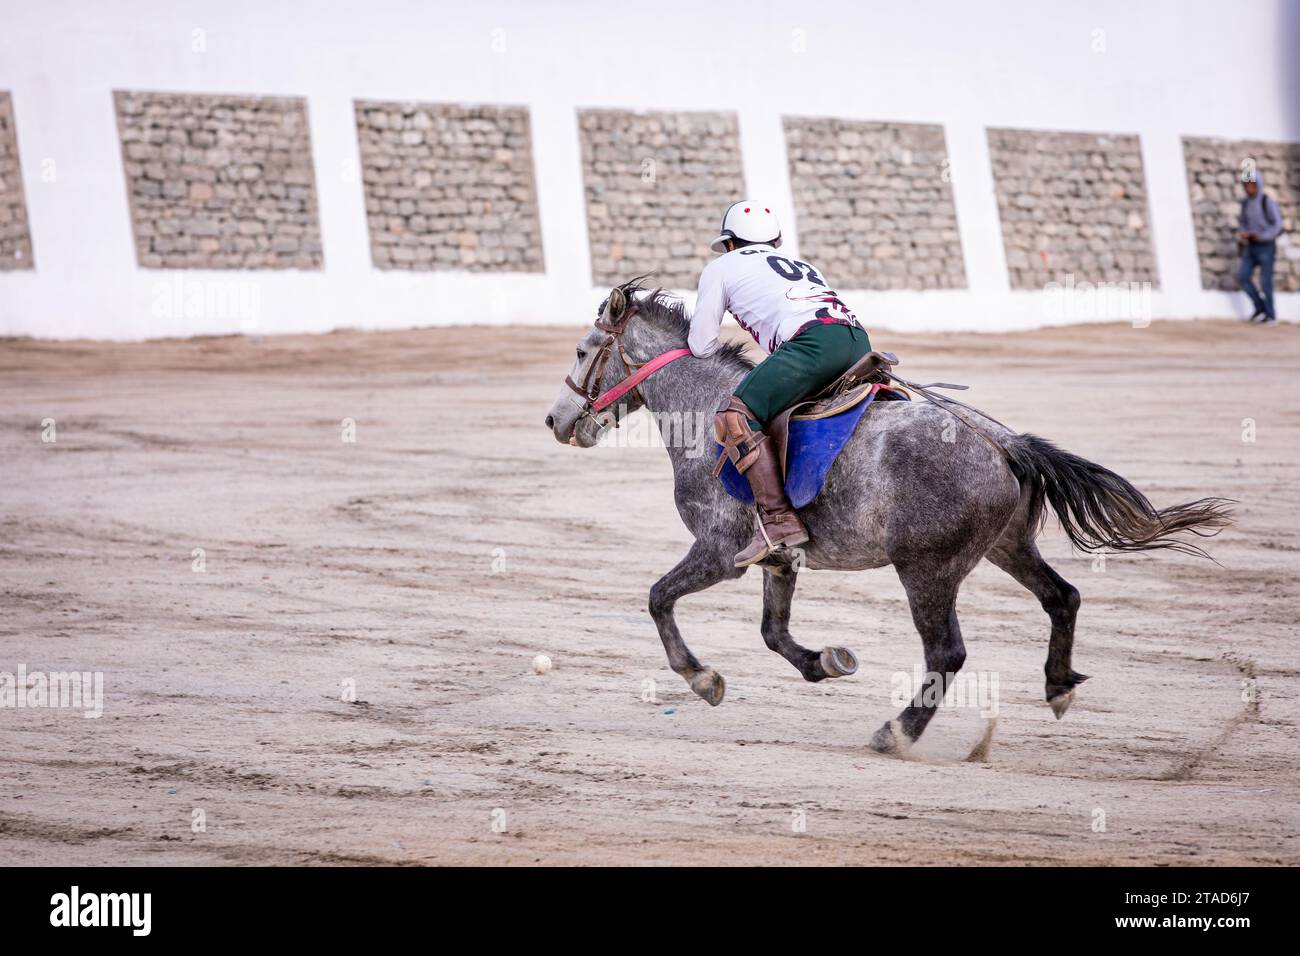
left=1237, top=171, right=1284, bottom=325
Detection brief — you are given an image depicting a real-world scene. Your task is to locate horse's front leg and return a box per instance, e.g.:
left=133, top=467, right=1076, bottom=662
left=762, top=568, right=859, bottom=682
left=648, top=541, right=745, bottom=706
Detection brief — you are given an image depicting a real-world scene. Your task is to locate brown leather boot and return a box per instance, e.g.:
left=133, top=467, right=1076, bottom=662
left=714, top=398, right=809, bottom=568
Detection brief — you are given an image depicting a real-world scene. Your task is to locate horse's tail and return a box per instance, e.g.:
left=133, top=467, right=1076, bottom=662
left=1002, top=432, right=1233, bottom=558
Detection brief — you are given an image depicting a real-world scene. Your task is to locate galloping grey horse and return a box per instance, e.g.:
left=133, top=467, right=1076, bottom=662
left=544, top=280, right=1232, bottom=754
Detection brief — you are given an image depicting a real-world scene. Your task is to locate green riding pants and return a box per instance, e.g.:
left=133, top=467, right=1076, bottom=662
left=733, top=323, right=873, bottom=428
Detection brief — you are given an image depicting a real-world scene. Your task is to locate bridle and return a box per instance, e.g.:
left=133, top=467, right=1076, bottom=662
left=564, top=288, right=691, bottom=426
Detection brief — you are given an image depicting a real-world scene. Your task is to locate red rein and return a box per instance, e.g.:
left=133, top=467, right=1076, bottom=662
left=591, top=348, right=692, bottom=412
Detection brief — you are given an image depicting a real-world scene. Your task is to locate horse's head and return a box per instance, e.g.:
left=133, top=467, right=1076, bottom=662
left=545, top=280, right=654, bottom=447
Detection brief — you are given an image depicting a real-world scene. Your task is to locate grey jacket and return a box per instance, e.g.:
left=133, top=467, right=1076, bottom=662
left=1239, top=171, right=1284, bottom=243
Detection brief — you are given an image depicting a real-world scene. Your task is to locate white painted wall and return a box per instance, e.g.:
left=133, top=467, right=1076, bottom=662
left=1, top=0, right=1296, bottom=339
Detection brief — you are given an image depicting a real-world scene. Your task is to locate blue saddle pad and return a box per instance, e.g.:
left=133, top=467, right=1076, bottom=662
left=718, top=389, right=889, bottom=508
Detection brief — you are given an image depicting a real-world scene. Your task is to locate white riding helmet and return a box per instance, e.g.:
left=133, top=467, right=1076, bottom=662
left=709, top=201, right=782, bottom=254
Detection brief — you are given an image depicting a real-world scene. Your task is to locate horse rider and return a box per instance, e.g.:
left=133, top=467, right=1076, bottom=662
left=689, top=201, right=874, bottom=567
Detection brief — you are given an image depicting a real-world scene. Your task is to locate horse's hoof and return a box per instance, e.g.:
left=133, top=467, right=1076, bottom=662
left=1046, top=671, right=1087, bottom=719
left=868, top=720, right=910, bottom=755
left=1047, top=687, right=1076, bottom=719
left=819, top=646, right=859, bottom=678
left=689, top=669, right=726, bottom=707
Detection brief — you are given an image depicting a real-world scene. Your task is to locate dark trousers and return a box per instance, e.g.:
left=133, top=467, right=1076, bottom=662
left=1237, top=240, right=1276, bottom=320
left=734, top=323, right=873, bottom=427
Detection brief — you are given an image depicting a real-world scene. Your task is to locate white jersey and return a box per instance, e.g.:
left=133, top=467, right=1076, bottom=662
left=687, top=244, right=859, bottom=357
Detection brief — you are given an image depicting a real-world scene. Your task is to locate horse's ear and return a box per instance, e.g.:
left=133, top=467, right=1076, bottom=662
left=605, top=287, right=627, bottom=321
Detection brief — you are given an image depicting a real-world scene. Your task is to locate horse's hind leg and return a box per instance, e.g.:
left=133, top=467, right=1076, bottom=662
left=870, top=561, right=966, bottom=754
left=649, top=541, right=746, bottom=706
left=761, top=569, right=859, bottom=681
left=985, top=537, right=1087, bottom=718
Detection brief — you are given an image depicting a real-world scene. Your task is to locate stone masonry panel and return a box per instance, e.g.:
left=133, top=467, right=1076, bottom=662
left=114, top=91, right=323, bottom=269
left=785, top=117, right=965, bottom=289
left=987, top=128, right=1158, bottom=289
left=0, top=92, right=34, bottom=270
left=1183, top=137, right=1299, bottom=292
left=354, top=101, right=543, bottom=272
left=580, top=110, right=744, bottom=289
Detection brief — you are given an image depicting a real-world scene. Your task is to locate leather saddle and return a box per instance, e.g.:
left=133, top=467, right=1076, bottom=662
left=768, top=351, right=906, bottom=480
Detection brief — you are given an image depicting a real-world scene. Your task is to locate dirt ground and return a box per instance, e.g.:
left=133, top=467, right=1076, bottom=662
left=1, top=318, right=1297, bottom=866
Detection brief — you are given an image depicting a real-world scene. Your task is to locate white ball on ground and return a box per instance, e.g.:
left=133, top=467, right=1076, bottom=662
left=532, top=654, right=553, bottom=675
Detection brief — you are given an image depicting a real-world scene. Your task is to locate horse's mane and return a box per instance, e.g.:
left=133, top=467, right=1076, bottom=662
left=598, top=276, right=755, bottom=371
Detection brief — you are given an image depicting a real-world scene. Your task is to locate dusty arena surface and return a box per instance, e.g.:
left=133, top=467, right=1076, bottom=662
left=1, top=318, right=1297, bottom=866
